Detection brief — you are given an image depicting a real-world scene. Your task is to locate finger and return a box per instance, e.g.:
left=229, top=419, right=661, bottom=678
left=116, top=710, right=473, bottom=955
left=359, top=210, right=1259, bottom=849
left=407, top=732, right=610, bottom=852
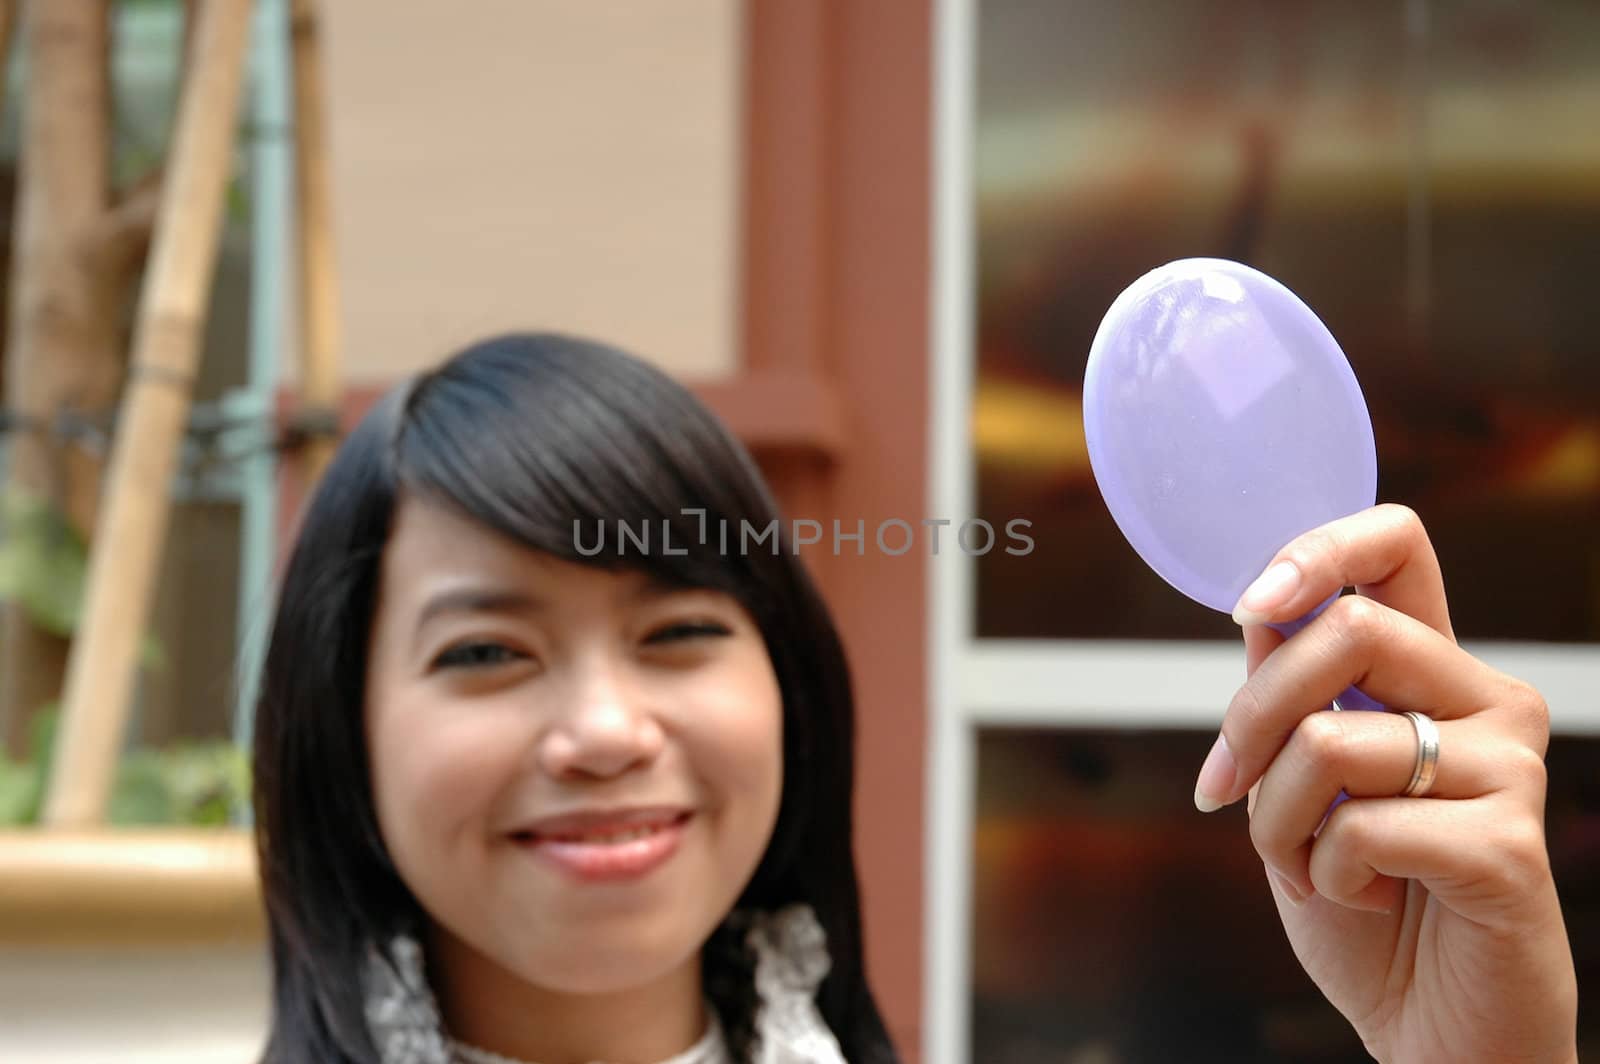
left=1198, top=597, right=1549, bottom=810
left=1307, top=793, right=1555, bottom=926
left=1243, top=623, right=1282, bottom=677
left=1247, top=712, right=1532, bottom=898
left=1231, top=504, right=1454, bottom=641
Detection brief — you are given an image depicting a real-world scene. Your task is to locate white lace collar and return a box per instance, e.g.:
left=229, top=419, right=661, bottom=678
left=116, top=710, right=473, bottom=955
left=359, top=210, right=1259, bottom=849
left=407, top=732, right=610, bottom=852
left=362, top=903, right=848, bottom=1064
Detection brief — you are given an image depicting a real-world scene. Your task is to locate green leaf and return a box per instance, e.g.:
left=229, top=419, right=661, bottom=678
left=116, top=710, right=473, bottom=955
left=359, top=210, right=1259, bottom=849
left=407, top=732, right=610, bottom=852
left=108, top=750, right=176, bottom=825
left=104, top=742, right=252, bottom=827
left=27, top=703, right=60, bottom=770
left=7, top=696, right=253, bottom=828
left=0, top=490, right=88, bottom=638
left=168, top=742, right=251, bottom=825
left=0, top=759, right=42, bottom=826
left=0, top=490, right=167, bottom=671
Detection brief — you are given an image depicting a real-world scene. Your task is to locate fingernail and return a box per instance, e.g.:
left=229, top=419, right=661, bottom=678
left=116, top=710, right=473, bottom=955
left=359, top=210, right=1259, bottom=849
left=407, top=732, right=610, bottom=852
left=1270, top=869, right=1307, bottom=906
left=1232, top=560, right=1302, bottom=626
left=1194, top=734, right=1236, bottom=812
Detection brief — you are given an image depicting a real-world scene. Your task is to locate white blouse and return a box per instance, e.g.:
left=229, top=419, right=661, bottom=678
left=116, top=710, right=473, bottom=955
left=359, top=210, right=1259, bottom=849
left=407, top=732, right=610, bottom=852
left=362, top=903, right=850, bottom=1064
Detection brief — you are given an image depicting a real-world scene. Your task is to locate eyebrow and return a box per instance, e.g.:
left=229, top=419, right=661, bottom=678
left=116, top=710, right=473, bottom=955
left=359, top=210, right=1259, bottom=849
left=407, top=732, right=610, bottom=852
left=410, top=575, right=693, bottom=645
left=413, top=587, right=547, bottom=639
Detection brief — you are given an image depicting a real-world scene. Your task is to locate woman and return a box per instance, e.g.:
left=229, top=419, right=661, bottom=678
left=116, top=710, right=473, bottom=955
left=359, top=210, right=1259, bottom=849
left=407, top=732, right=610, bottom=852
left=252, top=333, right=1578, bottom=1063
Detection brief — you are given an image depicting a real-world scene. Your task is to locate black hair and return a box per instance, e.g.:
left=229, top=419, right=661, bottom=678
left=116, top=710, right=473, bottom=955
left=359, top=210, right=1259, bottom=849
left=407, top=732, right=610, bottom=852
left=252, top=333, right=900, bottom=1063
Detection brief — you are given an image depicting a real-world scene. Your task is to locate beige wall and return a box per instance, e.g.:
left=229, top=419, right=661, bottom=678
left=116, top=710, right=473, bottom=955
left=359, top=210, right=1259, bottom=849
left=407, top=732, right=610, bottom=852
left=0, top=944, right=268, bottom=1062
left=314, top=0, right=743, bottom=384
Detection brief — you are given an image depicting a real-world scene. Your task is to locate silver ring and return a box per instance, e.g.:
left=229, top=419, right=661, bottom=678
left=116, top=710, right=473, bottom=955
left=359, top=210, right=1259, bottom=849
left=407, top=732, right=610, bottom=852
left=1400, top=711, right=1440, bottom=798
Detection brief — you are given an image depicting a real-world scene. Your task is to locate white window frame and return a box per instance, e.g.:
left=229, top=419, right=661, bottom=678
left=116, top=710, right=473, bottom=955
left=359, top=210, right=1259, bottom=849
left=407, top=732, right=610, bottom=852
left=922, top=1, right=1600, bottom=1060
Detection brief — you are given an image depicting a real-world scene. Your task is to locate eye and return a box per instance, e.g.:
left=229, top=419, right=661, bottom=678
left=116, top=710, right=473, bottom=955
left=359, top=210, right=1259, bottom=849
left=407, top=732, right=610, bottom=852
left=645, top=620, right=732, bottom=645
left=432, top=641, right=529, bottom=670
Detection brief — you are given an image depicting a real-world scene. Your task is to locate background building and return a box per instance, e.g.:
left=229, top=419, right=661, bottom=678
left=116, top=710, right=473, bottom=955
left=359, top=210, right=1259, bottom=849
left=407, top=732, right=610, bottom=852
left=2, top=2, right=1596, bottom=1061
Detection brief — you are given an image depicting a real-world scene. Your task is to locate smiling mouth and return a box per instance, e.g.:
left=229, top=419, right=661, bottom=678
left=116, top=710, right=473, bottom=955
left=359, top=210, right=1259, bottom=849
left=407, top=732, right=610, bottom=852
left=510, top=812, right=690, bottom=846
left=509, top=812, right=694, bottom=882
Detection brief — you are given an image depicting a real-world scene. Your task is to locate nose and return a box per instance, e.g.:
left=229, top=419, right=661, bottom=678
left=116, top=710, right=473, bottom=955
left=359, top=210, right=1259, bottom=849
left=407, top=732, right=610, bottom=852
left=537, top=659, right=665, bottom=781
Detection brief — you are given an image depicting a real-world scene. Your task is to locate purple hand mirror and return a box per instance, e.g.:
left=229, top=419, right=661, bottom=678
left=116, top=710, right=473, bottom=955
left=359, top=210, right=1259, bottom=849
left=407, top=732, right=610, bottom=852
left=1084, top=257, right=1383, bottom=714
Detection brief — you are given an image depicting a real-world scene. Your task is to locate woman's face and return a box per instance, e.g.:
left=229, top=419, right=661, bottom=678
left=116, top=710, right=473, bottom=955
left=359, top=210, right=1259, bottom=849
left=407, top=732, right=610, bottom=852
left=365, top=494, right=784, bottom=994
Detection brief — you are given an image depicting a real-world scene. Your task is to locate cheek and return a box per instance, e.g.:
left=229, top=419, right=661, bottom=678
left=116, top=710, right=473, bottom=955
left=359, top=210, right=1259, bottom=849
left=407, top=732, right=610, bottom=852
left=368, top=692, right=527, bottom=867
left=688, top=665, right=785, bottom=842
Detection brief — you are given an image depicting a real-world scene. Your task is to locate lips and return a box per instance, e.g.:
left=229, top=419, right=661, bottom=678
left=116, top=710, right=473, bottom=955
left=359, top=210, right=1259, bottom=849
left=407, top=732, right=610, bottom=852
left=508, top=808, right=693, bottom=883
left=511, top=805, right=692, bottom=842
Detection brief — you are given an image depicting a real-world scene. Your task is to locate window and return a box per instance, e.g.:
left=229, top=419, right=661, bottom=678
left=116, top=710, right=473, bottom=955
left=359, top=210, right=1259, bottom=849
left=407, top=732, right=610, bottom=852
left=928, top=3, right=1600, bottom=1061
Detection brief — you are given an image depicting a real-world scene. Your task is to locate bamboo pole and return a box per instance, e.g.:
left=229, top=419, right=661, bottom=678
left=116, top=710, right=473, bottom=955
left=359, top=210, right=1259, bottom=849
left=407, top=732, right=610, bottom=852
left=0, top=0, right=114, bottom=756
left=42, top=0, right=254, bottom=827
left=291, top=0, right=341, bottom=484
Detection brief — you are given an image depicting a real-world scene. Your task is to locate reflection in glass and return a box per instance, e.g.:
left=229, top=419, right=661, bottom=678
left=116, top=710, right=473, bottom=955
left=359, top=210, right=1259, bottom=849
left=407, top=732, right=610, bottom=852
left=974, top=1, right=1600, bottom=640
left=971, top=727, right=1600, bottom=1061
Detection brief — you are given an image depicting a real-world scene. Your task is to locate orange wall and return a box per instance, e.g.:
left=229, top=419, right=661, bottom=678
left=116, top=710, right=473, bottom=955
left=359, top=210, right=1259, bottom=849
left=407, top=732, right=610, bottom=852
left=738, top=4, right=931, bottom=1058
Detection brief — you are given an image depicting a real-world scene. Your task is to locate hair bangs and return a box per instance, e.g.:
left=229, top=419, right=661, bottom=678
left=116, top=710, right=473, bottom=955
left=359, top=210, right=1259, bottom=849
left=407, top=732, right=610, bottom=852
left=392, top=334, right=776, bottom=598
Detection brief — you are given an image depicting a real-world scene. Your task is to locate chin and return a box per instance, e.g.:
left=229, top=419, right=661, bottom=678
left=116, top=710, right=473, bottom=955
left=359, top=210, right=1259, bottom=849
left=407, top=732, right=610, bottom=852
left=513, top=935, right=697, bottom=996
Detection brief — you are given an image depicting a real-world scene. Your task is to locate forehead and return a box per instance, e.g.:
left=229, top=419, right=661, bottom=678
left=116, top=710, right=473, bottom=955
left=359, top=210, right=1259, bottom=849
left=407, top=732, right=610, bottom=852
left=378, top=493, right=643, bottom=605
left=384, top=493, right=523, bottom=572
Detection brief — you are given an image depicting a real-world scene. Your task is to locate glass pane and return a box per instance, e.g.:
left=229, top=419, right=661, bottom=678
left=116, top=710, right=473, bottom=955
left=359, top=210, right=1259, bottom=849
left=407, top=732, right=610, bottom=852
left=972, top=727, right=1600, bottom=1061
left=974, top=1, right=1600, bottom=641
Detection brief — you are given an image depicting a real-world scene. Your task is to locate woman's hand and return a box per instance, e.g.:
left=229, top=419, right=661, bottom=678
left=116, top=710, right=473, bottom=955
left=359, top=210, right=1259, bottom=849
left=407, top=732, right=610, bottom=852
left=1196, top=504, right=1579, bottom=1063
